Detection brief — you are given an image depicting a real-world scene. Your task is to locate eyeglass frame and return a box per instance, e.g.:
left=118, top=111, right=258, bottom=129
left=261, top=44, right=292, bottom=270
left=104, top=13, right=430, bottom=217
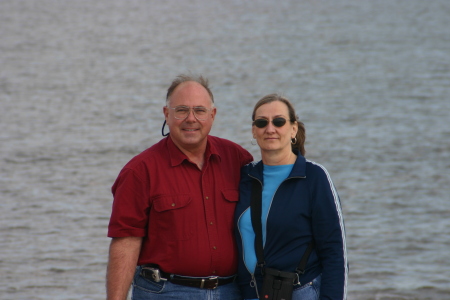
left=166, top=105, right=214, bottom=121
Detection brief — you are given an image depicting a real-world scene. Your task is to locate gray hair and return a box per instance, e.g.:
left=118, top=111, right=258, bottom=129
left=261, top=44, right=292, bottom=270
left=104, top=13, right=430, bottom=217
left=166, top=74, right=214, bottom=106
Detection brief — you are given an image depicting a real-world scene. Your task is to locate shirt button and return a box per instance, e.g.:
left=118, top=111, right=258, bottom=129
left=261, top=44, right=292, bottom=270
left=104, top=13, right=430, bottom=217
left=206, top=196, right=209, bottom=200
left=212, top=270, right=216, bottom=274
left=171, top=203, right=176, bottom=207
left=213, top=246, right=217, bottom=250
left=210, top=222, right=213, bottom=225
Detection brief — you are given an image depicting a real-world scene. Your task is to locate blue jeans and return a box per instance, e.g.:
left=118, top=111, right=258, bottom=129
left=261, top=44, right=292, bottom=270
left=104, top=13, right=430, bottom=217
left=132, top=266, right=242, bottom=300
left=292, top=274, right=321, bottom=300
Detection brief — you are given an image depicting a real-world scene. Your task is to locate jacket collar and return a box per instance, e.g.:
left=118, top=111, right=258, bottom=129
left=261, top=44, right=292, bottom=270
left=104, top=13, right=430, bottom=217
left=249, top=150, right=306, bottom=181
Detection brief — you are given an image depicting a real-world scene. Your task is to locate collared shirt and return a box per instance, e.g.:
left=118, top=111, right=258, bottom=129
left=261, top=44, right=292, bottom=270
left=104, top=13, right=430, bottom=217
left=108, top=136, right=253, bottom=277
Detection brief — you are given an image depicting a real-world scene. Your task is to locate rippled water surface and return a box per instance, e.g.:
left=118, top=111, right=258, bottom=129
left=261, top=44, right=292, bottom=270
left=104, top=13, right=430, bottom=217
left=1, top=1, right=449, bottom=299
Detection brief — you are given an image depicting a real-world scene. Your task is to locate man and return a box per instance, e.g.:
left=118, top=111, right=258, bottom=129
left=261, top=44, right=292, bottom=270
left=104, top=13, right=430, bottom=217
left=106, top=74, right=253, bottom=300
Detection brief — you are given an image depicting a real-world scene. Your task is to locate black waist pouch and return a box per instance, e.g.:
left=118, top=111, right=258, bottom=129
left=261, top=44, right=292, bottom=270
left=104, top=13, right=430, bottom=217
left=260, top=268, right=297, bottom=300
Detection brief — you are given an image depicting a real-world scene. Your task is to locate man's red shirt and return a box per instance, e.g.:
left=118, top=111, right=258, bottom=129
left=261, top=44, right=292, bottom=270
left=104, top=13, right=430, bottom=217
left=108, top=136, right=253, bottom=277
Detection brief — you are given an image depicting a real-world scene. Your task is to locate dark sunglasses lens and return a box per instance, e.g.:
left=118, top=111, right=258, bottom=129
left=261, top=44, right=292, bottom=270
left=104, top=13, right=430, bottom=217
left=254, top=119, right=269, bottom=128
left=273, top=118, right=287, bottom=127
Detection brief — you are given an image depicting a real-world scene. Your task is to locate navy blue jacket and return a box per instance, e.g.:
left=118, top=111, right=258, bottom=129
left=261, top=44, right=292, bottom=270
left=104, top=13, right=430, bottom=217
left=234, top=154, right=348, bottom=299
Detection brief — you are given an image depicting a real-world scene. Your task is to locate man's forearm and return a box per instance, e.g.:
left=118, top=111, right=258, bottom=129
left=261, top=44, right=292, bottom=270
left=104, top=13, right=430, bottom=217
left=106, top=237, right=143, bottom=300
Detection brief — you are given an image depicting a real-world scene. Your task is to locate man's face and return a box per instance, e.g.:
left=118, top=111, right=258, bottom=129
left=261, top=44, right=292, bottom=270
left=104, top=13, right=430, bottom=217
left=163, top=81, right=216, bottom=152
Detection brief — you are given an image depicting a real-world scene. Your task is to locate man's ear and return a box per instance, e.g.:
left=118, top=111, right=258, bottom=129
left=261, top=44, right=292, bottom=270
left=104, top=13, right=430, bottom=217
left=163, top=106, right=169, bottom=121
left=211, top=107, right=217, bottom=120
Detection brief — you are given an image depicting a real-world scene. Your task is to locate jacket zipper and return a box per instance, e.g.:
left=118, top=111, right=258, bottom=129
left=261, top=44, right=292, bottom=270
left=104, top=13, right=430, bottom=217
left=246, top=175, right=264, bottom=298
left=250, top=273, right=260, bottom=299
left=237, top=207, right=260, bottom=297
left=249, top=174, right=304, bottom=247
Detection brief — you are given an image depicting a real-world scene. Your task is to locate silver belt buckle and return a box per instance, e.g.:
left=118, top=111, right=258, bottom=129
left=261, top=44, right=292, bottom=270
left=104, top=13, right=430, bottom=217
left=141, top=266, right=167, bottom=282
left=200, top=276, right=219, bottom=289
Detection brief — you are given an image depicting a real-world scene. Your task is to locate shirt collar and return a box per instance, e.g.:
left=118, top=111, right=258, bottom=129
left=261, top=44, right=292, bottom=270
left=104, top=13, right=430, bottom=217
left=167, top=135, right=221, bottom=167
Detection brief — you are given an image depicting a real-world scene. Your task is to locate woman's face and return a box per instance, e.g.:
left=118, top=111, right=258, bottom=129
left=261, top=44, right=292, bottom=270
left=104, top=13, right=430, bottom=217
left=252, top=101, right=298, bottom=155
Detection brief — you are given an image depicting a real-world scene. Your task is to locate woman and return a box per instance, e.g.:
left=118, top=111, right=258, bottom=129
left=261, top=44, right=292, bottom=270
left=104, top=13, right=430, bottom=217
left=235, top=94, right=348, bottom=300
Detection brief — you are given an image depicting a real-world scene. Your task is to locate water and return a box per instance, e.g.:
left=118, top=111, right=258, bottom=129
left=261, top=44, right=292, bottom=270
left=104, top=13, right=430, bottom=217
left=1, top=0, right=449, bottom=299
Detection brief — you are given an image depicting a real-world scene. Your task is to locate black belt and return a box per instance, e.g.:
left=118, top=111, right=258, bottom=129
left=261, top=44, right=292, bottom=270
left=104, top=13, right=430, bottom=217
left=140, top=265, right=236, bottom=289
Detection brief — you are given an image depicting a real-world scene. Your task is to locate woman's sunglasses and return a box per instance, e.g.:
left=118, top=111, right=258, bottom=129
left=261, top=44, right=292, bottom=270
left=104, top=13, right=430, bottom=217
left=253, top=117, right=287, bottom=128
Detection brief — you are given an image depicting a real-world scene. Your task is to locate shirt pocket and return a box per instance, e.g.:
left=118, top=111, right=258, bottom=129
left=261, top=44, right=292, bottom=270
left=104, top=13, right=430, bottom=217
left=221, top=189, right=239, bottom=203
left=153, top=195, right=192, bottom=212
left=220, top=189, right=239, bottom=230
left=152, top=195, right=193, bottom=241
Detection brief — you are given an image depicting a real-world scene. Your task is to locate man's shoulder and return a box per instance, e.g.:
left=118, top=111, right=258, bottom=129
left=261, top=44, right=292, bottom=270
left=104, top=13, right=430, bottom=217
left=124, top=138, right=168, bottom=167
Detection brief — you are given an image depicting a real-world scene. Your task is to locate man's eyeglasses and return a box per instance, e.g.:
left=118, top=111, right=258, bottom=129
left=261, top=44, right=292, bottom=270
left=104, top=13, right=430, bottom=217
left=168, top=106, right=212, bottom=121
left=252, top=117, right=287, bottom=128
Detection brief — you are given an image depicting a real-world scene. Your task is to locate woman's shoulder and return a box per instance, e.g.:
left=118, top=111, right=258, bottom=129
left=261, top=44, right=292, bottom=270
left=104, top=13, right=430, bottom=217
left=241, top=160, right=261, bottom=172
left=240, top=160, right=262, bottom=180
left=303, top=159, right=338, bottom=188
left=305, top=159, right=331, bottom=176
